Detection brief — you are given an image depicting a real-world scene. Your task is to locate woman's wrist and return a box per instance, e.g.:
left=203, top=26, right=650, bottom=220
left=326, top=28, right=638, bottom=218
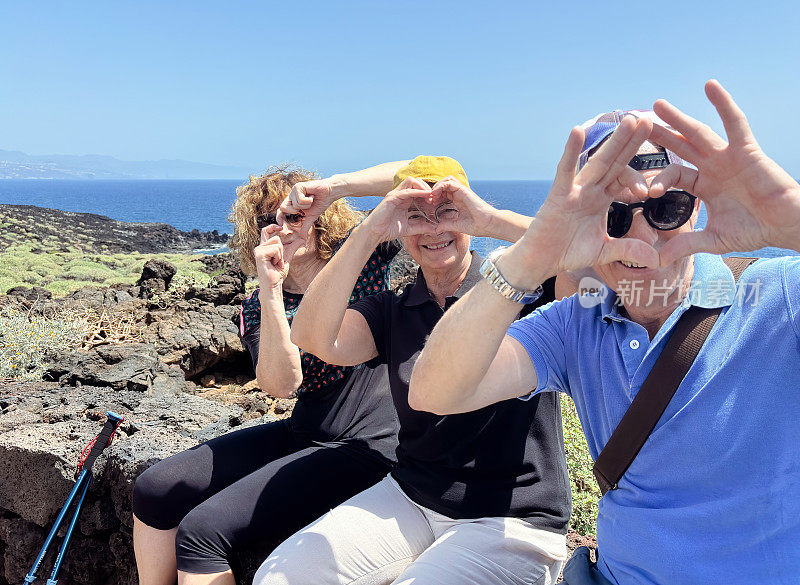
left=355, top=215, right=391, bottom=246
left=483, top=210, right=531, bottom=242
left=258, top=282, right=284, bottom=305
left=326, top=174, right=349, bottom=200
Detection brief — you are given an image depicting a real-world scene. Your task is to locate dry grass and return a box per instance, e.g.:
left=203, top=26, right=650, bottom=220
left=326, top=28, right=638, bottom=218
left=78, top=305, right=145, bottom=348
left=0, top=300, right=146, bottom=380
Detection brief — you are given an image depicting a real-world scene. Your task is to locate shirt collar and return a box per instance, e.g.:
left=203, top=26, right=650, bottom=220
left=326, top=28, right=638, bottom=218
left=403, top=250, right=485, bottom=307
left=600, top=253, right=737, bottom=322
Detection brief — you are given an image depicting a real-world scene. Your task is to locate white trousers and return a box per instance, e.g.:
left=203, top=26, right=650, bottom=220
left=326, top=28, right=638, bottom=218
left=254, top=475, right=567, bottom=585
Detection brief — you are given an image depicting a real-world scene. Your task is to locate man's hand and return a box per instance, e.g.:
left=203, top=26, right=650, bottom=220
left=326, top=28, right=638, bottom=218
left=254, top=225, right=290, bottom=291
left=360, top=177, right=440, bottom=242
left=649, top=79, right=800, bottom=264
left=500, top=115, right=657, bottom=288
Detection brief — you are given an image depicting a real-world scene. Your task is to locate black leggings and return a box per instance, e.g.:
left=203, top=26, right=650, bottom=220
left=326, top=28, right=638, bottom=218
left=132, top=419, right=391, bottom=574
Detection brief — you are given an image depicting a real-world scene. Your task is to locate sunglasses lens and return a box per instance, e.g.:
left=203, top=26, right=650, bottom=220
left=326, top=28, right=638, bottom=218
left=285, top=213, right=304, bottom=226
left=257, top=213, right=278, bottom=230
left=646, top=191, right=695, bottom=230
left=607, top=202, right=632, bottom=238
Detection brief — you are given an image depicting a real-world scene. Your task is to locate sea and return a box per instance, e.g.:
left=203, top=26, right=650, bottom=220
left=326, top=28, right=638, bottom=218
left=0, top=179, right=795, bottom=259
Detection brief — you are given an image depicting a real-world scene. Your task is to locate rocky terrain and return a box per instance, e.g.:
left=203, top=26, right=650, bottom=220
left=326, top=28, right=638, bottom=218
left=0, top=240, right=592, bottom=584
left=0, top=254, right=292, bottom=585
left=0, top=243, right=434, bottom=585
left=0, top=205, right=228, bottom=254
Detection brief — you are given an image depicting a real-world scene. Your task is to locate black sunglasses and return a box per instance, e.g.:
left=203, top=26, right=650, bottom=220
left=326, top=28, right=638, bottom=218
left=607, top=190, right=696, bottom=238
left=256, top=213, right=278, bottom=230
left=255, top=211, right=305, bottom=231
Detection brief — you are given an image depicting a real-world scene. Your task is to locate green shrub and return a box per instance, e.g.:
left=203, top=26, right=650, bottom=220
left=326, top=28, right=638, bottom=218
left=64, top=263, right=116, bottom=282
left=0, top=305, right=89, bottom=380
left=46, top=280, right=100, bottom=296
left=0, top=244, right=210, bottom=296
left=562, top=393, right=601, bottom=534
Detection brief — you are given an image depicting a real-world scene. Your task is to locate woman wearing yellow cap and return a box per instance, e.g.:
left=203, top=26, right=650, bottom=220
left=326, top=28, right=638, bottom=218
left=256, top=156, right=570, bottom=585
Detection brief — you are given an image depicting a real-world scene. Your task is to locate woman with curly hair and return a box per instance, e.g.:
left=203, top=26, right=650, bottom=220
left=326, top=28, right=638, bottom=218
left=132, top=162, right=408, bottom=585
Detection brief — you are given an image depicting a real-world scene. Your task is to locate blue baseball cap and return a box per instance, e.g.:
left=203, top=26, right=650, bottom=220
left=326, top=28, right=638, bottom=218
left=577, top=109, right=689, bottom=172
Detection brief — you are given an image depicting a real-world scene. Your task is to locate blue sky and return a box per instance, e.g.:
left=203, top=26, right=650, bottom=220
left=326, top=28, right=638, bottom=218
left=2, top=1, right=799, bottom=179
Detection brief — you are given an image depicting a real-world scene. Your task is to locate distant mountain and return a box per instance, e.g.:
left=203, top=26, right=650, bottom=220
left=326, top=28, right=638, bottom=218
left=0, top=149, right=251, bottom=179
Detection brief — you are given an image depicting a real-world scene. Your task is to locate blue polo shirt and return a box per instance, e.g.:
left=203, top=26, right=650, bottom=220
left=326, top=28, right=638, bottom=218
left=507, top=254, right=800, bottom=585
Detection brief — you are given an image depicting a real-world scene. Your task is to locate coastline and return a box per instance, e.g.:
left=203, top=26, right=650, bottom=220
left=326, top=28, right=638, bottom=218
left=0, top=204, right=231, bottom=296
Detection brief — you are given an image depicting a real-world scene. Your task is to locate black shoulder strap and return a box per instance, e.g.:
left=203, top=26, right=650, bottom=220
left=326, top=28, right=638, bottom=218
left=592, top=257, right=757, bottom=495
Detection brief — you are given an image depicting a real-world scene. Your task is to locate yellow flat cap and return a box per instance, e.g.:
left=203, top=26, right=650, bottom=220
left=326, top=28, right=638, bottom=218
left=392, top=155, right=469, bottom=189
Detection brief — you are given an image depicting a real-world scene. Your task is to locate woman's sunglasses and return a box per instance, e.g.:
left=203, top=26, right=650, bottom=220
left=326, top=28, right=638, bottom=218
left=255, top=211, right=305, bottom=231
left=607, top=190, right=696, bottom=238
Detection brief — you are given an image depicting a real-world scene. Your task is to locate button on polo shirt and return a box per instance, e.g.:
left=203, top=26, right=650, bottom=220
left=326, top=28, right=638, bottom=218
left=349, top=252, right=571, bottom=532
left=507, top=254, right=800, bottom=585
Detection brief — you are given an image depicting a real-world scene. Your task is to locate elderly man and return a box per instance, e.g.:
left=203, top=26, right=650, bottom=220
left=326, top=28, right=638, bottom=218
left=410, top=80, right=800, bottom=585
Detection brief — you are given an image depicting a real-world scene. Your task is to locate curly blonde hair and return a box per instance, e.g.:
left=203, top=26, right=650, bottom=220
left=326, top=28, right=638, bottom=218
left=228, top=164, right=364, bottom=276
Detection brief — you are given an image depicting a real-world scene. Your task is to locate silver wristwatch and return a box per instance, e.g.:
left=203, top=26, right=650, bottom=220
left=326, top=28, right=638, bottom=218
left=479, top=247, right=544, bottom=304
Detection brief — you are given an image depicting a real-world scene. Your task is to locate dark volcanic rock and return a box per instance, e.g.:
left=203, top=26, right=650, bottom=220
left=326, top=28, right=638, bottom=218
left=19, top=256, right=251, bottom=383
left=0, top=381, right=244, bottom=585
left=185, top=268, right=246, bottom=306
left=4, top=286, right=53, bottom=301
left=140, top=303, right=248, bottom=378
left=197, top=252, right=238, bottom=275
left=0, top=204, right=228, bottom=254
left=390, top=247, right=418, bottom=291
left=137, top=259, right=177, bottom=286
left=136, top=259, right=178, bottom=297
left=46, top=343, right=190, bottom=394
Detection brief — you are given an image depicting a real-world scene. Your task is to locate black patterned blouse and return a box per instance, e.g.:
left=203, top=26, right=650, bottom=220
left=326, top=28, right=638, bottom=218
left=239, top=239, right=401, bottom=396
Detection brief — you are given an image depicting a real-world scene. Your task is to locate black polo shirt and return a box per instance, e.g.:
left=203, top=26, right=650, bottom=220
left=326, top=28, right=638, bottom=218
left=349, top=252, right=570, bottom=533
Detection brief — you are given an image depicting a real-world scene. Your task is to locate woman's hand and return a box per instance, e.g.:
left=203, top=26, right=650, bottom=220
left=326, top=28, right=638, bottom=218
left=428, top=177, right=495, bottom=237
left=253, top=225, right=290, bottom=291
left=276, top=179, right=335, bottom=231
left=360, top=177, right=440, bottom=242
left=648, top=79, right=800, bottom=264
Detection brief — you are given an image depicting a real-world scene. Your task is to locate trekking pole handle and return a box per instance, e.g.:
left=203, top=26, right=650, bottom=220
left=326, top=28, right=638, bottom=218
left=79, top=412, right=124, bottom=473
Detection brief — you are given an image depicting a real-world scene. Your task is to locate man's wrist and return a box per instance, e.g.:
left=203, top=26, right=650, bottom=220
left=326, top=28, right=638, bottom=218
left=494, top=244, right=554, bottom=291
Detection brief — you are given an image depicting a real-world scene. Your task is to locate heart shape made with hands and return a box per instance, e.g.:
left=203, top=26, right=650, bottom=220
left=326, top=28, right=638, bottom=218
left=409, top=199, right=460, bottom=224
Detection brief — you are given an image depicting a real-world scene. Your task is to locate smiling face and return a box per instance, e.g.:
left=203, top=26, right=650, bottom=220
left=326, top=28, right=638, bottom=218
left=593, top=143, right=701, bottom=315
left=401, top=196, right=471, bottom=271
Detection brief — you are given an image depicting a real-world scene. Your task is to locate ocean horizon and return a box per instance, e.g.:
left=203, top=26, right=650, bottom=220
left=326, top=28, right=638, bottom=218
left=1, top=179, right=796, bottom=259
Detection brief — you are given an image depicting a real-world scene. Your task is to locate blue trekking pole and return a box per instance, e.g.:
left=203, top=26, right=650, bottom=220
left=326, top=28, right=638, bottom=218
left=23, top=412, right=124, bottom=585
